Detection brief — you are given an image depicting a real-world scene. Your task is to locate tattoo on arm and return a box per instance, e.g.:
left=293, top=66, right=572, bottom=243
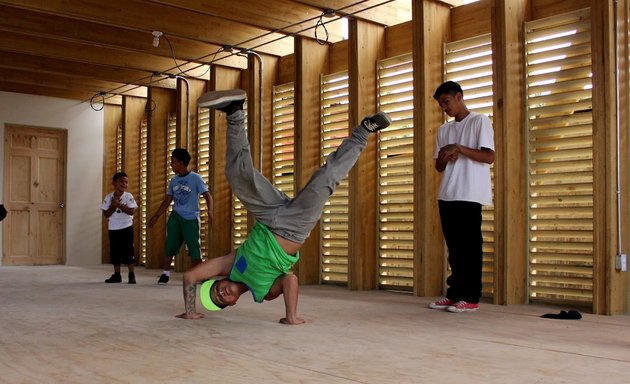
left=185, top=283, right=197, bottom=315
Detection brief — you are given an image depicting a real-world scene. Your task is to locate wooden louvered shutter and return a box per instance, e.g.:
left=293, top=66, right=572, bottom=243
left=376, top=53, right=415, bottom=291
left=197, top=107, right=210, bottom=258
left=272, top=83, right=295, bottom=197
left=139, top=119, right=148, bottom=265
left=320, top=71, right=350, bottom=285
left=525, top=8, right=594, bottom=304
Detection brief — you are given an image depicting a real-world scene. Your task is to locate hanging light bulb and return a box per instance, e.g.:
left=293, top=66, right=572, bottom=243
left=152, top=31, right=163, bottom=47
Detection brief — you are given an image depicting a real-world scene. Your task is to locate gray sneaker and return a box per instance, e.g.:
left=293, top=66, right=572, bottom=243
left=362, top=111, right=392, bottom=133
left=197, top=89, right=246, bottom=113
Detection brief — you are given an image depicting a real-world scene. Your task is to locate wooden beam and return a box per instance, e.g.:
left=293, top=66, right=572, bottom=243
left=347, top=18, right=385, bottom=290
left=491, top=0, right=528, bottom=305
left=293, top=0, right=413, bottom=26
left=0, top=68, right=148, bottom=98
left=412, top=0, right=450, bottom=297
left=0, top=30, right=210, bottom=80
left=1, top=0, right=293, bottom=56
left=0, top=52, right=177, bottom=90
left=0, top=81, right=106, bottom=102
left=294, top=37, right=328, bottom=285
left=149, top=0, right=344, bottom=42
left=591, top=0, right=627, bottom=315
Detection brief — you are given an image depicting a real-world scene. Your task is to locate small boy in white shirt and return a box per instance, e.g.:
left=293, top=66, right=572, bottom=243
left=102, top=172, right=138, bottom=284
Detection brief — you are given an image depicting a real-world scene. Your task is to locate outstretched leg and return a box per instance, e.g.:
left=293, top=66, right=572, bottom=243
left=199, top=89, right=287, bottom=228
left=271, top=112, right=392, bottom=243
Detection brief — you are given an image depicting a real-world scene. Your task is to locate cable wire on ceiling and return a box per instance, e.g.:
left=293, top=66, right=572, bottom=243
left=89, top=0, right=395, bottom=109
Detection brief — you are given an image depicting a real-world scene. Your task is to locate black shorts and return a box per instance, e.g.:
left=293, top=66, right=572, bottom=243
left=109, top=226, right=135, bottom=265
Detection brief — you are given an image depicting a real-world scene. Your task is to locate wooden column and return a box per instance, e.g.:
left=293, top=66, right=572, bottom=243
left=209, top=66, right=242, bottom=260
left=102, top=104, right=121, bottom=264
left=294, top=37, right=328, bottom=285
left=347, top=19, right=385, bottom=290
left=122, top=95, right=146, bottom=267
left=146, top=87, right=175, bottom=269
left=412, top=0, right=450, bottom=297
left=591, top=0, right=628, bottom=314
left=491, top=0, right=529, bottom=305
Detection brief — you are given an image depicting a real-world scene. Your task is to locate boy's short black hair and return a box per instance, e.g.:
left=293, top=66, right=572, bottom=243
left=171, top=148, right=191, bottom=166
left=433, top=81, right=464, bottom=100
left=112, top=172, right=128, bottom=182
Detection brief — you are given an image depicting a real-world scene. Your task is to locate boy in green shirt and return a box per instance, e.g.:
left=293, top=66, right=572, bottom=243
left=177, top=89, right=391, bottom=324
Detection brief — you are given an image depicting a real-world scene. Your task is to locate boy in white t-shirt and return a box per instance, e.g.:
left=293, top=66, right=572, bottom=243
left=429, top=81, right=495, bottom=313
left=102, top=172, right=138, bottom=284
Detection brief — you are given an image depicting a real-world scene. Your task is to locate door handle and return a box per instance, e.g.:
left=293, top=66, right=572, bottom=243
left=59, top=203, right=65, bottom=208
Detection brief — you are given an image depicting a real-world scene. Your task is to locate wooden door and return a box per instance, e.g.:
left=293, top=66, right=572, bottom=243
left=3, top=125, right=66, bottom=265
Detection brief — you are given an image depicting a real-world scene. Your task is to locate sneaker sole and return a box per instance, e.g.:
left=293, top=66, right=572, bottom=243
left=446, top=306, right=479, bottom=313
left=197, top=89, right=246, bottom=109
left=370, top=111, right=392, bottom=130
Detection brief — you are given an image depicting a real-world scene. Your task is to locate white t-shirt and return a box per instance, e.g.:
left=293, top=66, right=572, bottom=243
left=433, top=112, right=495, bottom=205
left=101, top=191, right=137, bottom=230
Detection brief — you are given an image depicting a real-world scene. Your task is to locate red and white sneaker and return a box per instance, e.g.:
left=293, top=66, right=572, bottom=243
left=428, top=297, right=456, bottom=309
left=447, top=300, right=479, bottom=313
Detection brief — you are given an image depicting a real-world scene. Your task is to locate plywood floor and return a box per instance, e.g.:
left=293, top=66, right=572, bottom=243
left=1, top=265, right=629, bottom=384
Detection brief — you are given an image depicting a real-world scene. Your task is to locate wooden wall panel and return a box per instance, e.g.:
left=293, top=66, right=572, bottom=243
left=412, top=0, right=450, bottom=296
left=101, top=104, right=121, bottom=263
left=146, top=87, right=175, bottom=269
left=295, top=37, right=328, bottom=285
left=329, top=40, right=349, bottom=74
left=348, top=19, right=385, bottom=290
left=209, top=66, right=242, bottom=260
left=491, top=0, right=529, bottom=305
left=386, top=21, right=413, bottom=57
left=278, top=54, right=296, bottom=85
left=451, top=0, right=491, bottom=41
left=122, top=95, right=146, bottom=267
left=531, top=0, right=590, bottom=19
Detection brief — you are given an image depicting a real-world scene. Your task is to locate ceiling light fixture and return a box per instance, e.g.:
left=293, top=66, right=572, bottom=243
left=152, top=31, right=163, bottom=47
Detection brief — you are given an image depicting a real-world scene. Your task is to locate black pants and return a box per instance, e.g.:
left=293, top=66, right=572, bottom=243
left=109, top=226, right=135, bottom=265
left=438, top=200, right=483, bottom=303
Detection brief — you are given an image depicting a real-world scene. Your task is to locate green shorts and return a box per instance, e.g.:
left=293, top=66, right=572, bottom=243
left=165, top=211, right=202, bottom=260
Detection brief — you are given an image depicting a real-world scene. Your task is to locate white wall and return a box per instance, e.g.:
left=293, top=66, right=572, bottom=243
left=0, top=91, right=103, bottom=266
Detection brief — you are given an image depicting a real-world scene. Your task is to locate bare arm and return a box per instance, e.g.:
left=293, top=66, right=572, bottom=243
left=176, top=251, right=236, bottom=320
left=148, top=194, right=173, bottom=227
left=265, top=274, right=305, bottom=325
left=202, top=191, right=213, bottom=227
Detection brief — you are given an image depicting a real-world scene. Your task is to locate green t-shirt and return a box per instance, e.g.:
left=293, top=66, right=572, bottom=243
left=229, top=222, right=300, bottom=302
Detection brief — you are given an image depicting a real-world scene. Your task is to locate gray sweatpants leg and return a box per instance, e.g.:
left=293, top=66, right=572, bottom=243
left=225, top=110, right=370, bottom=244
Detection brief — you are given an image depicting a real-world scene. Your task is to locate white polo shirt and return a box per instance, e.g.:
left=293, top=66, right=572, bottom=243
left=433, top=112, right=495, bottom=205
left=101, top=192, right=137, bottom=230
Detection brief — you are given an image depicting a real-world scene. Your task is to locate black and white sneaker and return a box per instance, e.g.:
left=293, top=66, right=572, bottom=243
left=197, top=89, right=246, bottom=114
left=361, top=111, right=392, bottom=133
left=128, top=272, right=136, bottom=284
left=157, top=274, right=169, bottom=285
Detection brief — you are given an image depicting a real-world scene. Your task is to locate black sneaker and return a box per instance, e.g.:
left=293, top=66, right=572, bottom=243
left=157, top=274, right=169, bottom=284
left=361, top=111, right=392, bottom=133
left=105, top=273, right=122, bottom=283
left=197, top=89, right=246, bottom=114
left=128, top=272, right=136, bottom=284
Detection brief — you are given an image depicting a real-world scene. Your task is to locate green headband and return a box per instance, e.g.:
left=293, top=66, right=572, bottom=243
left=199, top=279, right=225, bottom=311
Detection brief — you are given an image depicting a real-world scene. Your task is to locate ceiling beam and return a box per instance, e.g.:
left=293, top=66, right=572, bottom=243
left=0, top=5, right=248, bottom=70
left=292, top=0, right=412, bottom=26
left=0, top=52, right=178, bottom=90
left=148, top=0, right=346, bottom=42
left=1, top=0, right=294, bottom=56
left=0, top=81, right=123, bottom=105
